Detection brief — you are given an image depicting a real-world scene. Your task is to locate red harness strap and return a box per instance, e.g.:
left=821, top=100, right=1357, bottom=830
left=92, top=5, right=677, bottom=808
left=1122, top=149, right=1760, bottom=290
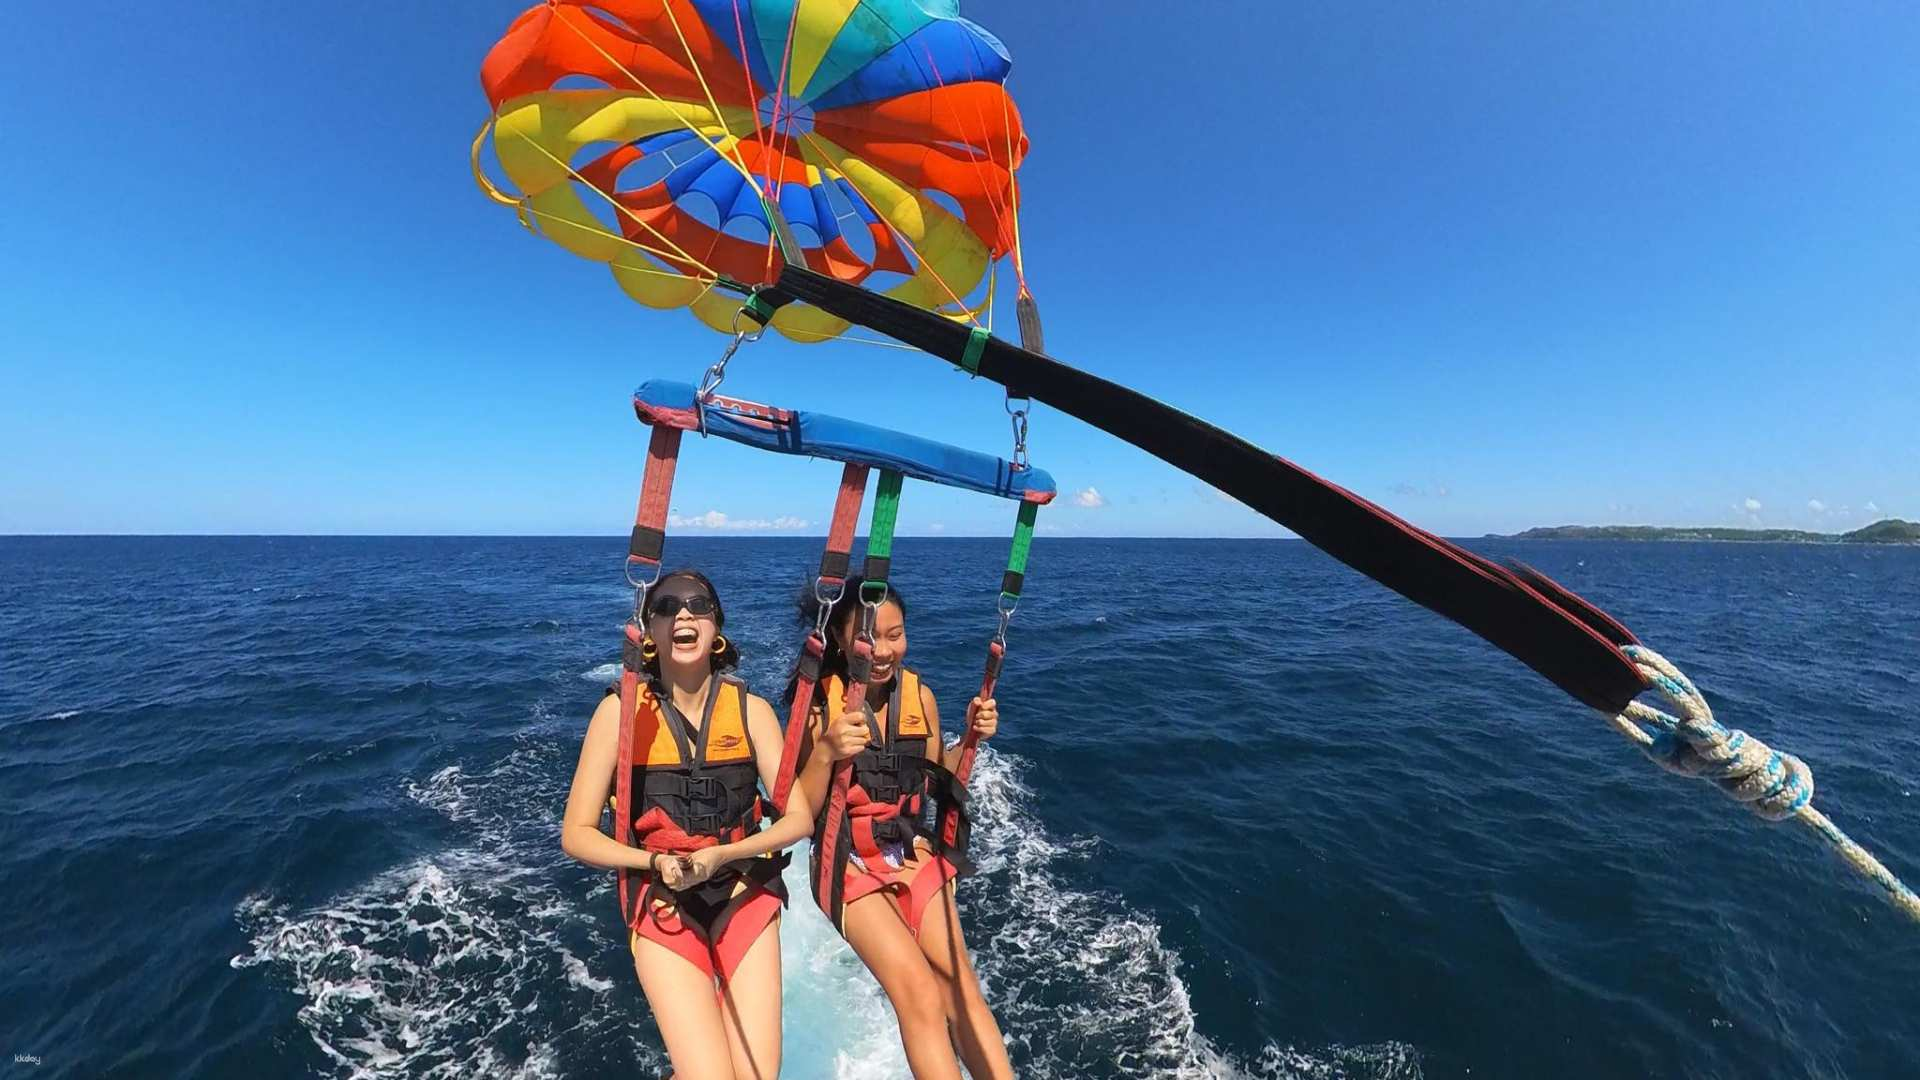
left=615, top=425, right=682, bottom=930
left=941, top=639, right=1003, bottom=848
left=773, top=634, right=825, bottom=814
left=631, top=806, right=747, bottom=854
left=814, top=636, right=871, bottom=921
left=848, top=783, right=921, bottom=860
left=771, top=463, right=869, bottom=816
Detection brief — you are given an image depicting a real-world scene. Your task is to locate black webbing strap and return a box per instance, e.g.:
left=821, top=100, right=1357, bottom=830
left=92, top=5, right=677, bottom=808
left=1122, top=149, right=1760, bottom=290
left=774, top=264, right=1648, bottom=715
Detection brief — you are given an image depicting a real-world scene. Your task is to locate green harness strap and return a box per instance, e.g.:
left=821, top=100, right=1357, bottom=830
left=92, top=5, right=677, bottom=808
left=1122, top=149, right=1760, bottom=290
left=1001, top=501, right=1038, bottom=601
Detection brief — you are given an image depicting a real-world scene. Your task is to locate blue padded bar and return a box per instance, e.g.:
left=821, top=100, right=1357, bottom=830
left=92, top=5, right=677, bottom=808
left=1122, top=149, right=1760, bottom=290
left=634, top=380, right=1056, bottom=504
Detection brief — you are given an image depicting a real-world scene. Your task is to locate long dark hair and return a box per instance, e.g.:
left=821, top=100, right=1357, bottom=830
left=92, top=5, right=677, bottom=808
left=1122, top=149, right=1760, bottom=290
left=638, top=568, right=741, bottom=691
left=780, top=574, right=907, bottom=711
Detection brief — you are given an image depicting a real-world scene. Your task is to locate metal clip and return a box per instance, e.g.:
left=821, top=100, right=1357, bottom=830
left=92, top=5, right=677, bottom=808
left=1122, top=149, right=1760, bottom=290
left=694, top=306, right=768, bottom=433
left=993, top=591, right=1018, bottom=646
left=1005, top=395, right=1030, bottom=470
left=813, top=578, right=845, bottom=638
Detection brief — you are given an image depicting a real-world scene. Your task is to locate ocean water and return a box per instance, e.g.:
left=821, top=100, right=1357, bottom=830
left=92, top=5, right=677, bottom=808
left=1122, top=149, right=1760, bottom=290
left=2, top=536, right=1916, bottom=1079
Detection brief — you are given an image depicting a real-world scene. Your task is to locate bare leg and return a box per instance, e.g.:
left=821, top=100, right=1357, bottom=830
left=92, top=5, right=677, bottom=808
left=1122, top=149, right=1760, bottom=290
left=716, top=914, right=782, bottom=1080
left=633, top=933, right=736, bottom=1080
left=916, top=879, right=1013, bottom=1080
left=842, top=890, right=963, bottom=1080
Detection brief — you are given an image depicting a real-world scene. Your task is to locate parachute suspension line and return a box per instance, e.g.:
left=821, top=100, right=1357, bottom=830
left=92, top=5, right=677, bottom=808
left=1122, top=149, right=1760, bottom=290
left=720, top=0, right=782, bottom=279
left=1002, top=90, right=1031, bottom=296
left=772, top=463, right=872, bottom=816
left=725, top=0, right=769, bottom=170
left=657, top=0, right=755, bottom=173
left=776, top=328, right=931, bottom=351
left=992, top=74, right=1038, bottom=342
left=1000, top=84, right=1040, bottom=351
left=798, top=133, right=986, bottom=330
left=547, top=4, right=763, bottom=194
left=503, top=130, right=720, bottom=276
left=471, top=118, right=534, bottom=234
left=512, top=198, right=725, bottom=283
left=758, top=0, right=807, bottom=277
left=481, top=113, right=717, bottom=282
left=816, top=469, right=905, bottom=929
left=927, top=37, right=1031, bottom=310
left=1610, top=645, right=1920, bottom=924
left=766, top=0, right=805, bottom=202
left=851, top=0, right=1022, bottom=311
left=915, top=44, right=1018, bottom=272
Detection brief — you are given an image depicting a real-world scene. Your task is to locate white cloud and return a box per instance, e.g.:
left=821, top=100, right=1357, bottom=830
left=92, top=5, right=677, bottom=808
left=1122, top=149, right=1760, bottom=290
left=1807, top=499, right=1827, bottom=514
left=667, top=511, right=808, bottom=531
left=1072, top=486, right=1106, bottom=508
left=1866, top=500, right=1881, bottom=515
left=1742, top=498, right=1762, bottom=513
left=928, top=522, right=946, bottom=533
left=669, top=510, right=729, bottom=529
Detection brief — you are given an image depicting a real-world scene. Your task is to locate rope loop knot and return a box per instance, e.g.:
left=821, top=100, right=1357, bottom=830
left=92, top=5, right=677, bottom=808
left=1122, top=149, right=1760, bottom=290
left=1615, top=646, right=1814, bottom=821
left=1605, top=644, right=1920, bottom=924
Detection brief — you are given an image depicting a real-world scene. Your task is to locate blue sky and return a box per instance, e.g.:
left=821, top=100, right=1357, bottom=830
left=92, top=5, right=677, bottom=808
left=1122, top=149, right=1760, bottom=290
left=2, top=2, right=1914, bottom=537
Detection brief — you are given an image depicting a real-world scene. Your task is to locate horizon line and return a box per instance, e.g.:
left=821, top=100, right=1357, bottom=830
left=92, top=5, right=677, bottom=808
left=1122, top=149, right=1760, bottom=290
left=0, top=532, right=1315, bottom=541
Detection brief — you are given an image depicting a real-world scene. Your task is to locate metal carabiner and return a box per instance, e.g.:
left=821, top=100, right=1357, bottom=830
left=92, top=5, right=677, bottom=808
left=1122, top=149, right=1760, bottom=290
left=1005, top=394, right=1031, bottom=470
left=626, top=559, right=662, bottom=625
left=694, top=306, right=768, bottom=433
left=813, top=577, right=846, bottom=639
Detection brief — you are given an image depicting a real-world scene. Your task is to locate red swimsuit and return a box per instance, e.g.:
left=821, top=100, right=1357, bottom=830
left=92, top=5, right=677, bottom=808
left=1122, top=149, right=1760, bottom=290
left=615, top=678, right=787, bottom=981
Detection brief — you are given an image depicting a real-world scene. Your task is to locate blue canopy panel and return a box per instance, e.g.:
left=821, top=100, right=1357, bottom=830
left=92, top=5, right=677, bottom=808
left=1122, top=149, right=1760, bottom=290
left=634, top=380, right=1055, bottom=504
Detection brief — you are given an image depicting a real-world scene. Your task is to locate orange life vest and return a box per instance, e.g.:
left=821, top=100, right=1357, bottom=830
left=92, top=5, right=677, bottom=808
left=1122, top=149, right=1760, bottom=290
left=625, top=676, right=762, bottom=851
left=820, top=669, right=946, bottom=858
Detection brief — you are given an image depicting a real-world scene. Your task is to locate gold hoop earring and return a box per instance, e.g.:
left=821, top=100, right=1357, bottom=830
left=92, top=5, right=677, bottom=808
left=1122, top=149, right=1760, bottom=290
left=640, top=637, right=657, bottom=662
left=711, top=634, right=729, bottom=655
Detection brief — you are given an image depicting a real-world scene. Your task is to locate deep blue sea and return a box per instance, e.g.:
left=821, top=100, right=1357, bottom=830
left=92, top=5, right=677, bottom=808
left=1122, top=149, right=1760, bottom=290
left=3, top=536, right=1917, bottom=1078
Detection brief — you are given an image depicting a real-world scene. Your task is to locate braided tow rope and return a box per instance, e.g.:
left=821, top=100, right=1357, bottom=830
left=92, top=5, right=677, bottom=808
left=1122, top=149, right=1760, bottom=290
left=1608, top=645, right=1920, bottom=923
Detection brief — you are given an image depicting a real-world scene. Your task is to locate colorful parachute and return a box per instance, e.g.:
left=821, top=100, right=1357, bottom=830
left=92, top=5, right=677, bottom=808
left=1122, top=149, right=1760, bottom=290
left=477, top=0, right=1029, bottom=342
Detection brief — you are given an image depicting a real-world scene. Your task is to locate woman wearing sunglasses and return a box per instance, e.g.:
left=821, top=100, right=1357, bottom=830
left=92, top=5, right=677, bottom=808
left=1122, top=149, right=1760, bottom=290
left=789, top=577, right=1013, bottom=1080
left=561, top=569, right=815, bottom=1079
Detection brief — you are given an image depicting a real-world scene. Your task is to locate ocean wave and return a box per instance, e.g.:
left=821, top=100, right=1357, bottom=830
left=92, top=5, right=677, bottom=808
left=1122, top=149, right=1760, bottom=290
left=232, top=847, right=627, bottom=1080
left=961, top=751, right=1419, bottom=1079
left=238, top=699, right=1417, bottom=1078
left=577, top=662, right=619, bottom=684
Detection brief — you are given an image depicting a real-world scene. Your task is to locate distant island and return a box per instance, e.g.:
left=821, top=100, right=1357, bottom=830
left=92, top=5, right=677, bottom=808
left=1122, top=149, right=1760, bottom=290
left=1500, top=518, right=1920, bottom=544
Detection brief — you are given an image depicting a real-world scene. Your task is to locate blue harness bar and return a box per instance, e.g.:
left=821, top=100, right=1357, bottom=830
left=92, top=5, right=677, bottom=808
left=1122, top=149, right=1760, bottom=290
left=634, top=381, right=1056, bottom=505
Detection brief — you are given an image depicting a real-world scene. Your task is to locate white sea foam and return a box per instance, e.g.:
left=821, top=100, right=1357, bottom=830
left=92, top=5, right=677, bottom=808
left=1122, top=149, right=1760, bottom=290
left=236, top=689, right=1419, bottom=1077
left=577, top=662, right=619, bottom=684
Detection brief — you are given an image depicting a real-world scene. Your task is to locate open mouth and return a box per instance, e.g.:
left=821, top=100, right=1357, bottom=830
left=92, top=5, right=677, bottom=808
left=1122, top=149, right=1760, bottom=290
left=671, top=628, right=700, bottom=646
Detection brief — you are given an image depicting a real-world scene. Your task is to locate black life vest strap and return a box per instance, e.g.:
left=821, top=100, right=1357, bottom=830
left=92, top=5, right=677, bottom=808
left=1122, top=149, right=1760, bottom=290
left=654, top=678, right=723, bottom=776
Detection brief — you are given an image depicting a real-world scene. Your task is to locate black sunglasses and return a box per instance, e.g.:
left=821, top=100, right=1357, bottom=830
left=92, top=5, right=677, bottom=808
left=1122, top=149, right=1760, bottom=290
left=649, top=594, right=716, bottom=619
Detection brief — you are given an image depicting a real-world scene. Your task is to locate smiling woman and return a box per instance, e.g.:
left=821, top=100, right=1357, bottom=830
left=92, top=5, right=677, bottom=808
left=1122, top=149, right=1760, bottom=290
left=558, top=567, right=817, bottom=1078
